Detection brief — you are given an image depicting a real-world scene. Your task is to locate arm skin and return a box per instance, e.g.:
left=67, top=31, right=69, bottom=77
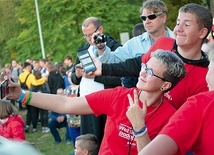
left=138, top=134, right=178, bottom=155
left=7, top=79, right=94, bottom=116
left=102, top=56, right=141, bottom=77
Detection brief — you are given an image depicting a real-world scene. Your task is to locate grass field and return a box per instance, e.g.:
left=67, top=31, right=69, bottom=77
left=20, top=110, right=74, bottom=155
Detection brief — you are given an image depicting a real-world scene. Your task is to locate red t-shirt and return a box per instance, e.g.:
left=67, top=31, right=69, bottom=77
left=85, top=87, right=176, bottom=155
left=165, top=63, right=208, bottom=109
left=160, top=90, right=214, bottom=155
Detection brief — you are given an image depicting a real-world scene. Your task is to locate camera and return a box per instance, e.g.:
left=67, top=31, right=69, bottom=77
left=94, top=34, right=106, bottom=44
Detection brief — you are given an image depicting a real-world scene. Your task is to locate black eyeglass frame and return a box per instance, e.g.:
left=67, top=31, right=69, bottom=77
left=83, top=26, right=100, bottom=38
left=141, top=63, right=166, bottom=81
left=140, top=12, right=163, bottom=21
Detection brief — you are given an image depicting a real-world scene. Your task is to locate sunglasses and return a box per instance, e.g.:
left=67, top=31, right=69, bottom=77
left=140, top=12, right=163, bottom=21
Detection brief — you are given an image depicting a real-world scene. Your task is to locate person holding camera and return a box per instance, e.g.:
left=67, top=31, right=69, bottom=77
left=71, top=17, right=122, bottom=149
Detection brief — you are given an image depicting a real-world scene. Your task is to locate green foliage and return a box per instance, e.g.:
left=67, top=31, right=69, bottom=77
left=1, top=0, right=142, bottom=65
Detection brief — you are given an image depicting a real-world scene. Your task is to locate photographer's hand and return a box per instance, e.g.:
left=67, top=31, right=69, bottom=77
left=92, top=32, right=106, bottom=54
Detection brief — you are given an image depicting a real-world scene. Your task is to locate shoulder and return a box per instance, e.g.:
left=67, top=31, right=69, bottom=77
left=185, top=91, right=214, bottom=107
left=78, top=43, right=90, bottom=52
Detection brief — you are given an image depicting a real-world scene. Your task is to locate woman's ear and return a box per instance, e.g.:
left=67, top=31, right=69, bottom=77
left=160, top=82, right=172, bottom=91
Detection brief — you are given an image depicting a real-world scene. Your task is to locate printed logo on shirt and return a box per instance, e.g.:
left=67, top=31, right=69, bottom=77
left=118, top=123, right=136, bottom=146
left=164, top=92, right=172, bottom=101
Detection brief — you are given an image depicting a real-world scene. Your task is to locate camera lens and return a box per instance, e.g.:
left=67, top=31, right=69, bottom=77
left=94, top=34, right=106, bottom=44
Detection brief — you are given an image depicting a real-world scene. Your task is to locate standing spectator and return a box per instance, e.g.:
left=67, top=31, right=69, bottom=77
left=63, top=55, right=74, bottom=71
left=132, top=23, right=146, bottom=37
left=74, top=134, right=98, bottom=155
left=59, top=66, right=71, bottom=88
left=46, top=62, right=64, bottom=94
left=71, top=16, right=122, bottom=147
left=32, top=60, right=41, bottom=74
left=26, top=58, right=33, bottom=64
left=0, top=100, right=25, bottom=141
left=11, top=60, right=22, bottom=83
left=39, top=58, right=48, bottom=78
left=4, top=63, right=12, bottom=80
left=48, top=88, right=71, bottom=144
left=30, top=70, right=50, bottom=133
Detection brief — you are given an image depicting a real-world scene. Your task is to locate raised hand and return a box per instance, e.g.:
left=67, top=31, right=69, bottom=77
left=126, top=89, right=147, bottom=131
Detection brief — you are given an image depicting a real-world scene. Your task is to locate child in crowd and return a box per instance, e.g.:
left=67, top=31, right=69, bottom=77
left=0, top=100, right=25, bottom=141
left=74, top=134, right=98, bottom=155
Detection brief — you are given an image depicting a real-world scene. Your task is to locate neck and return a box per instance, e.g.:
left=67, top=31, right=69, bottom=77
left=150, top=27, right=167, bottom=43
left=177, top=45, right=202, bottom=60
left=138, top=90, right=163, bottom=107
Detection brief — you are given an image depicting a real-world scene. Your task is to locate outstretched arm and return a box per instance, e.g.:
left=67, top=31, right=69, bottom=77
left=93, top=56, right=141, bottom=77
left=7, top=78, right=93, bottom=115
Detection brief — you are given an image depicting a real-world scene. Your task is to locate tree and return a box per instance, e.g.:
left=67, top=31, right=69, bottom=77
left=1, top=0, right=210, bottom=66
left=0, top=0, right=23, bottom=66
left=5, top=0, right=142, bottom=64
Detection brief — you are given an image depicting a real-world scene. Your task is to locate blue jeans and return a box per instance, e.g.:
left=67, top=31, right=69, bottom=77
left=48, top=119, right=71, bottom=142
left=68, top=127, right=80, bottom=146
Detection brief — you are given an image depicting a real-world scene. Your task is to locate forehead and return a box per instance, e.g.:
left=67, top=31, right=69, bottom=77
left=142, top=8, right=155, bottom=15
left=177, top=12, right=197, bottom=23
left=82, top=24, right=96, bottom=32
left=147, top=57, right=166, bottom=71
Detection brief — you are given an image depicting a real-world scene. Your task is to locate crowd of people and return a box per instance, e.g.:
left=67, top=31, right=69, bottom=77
left=0, top=0, right=214, bottom=155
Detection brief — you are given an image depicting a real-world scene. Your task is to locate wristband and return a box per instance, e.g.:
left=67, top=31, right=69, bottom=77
left=132, top=125, right=147, bottom=136
left=134, top=128, right=147, bottom=138
left=25, top=91, right=32, bottom=105
left=17, top=89, right=26, bottom=103
left=17, top=90, right=33, bottom=106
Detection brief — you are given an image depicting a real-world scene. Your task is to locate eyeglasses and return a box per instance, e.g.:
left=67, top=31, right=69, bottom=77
left=141, top=63, right=166, bottom=81
left=83, top=26, right=100, bottom=38
left=140, top=12, right=163, bottom=21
